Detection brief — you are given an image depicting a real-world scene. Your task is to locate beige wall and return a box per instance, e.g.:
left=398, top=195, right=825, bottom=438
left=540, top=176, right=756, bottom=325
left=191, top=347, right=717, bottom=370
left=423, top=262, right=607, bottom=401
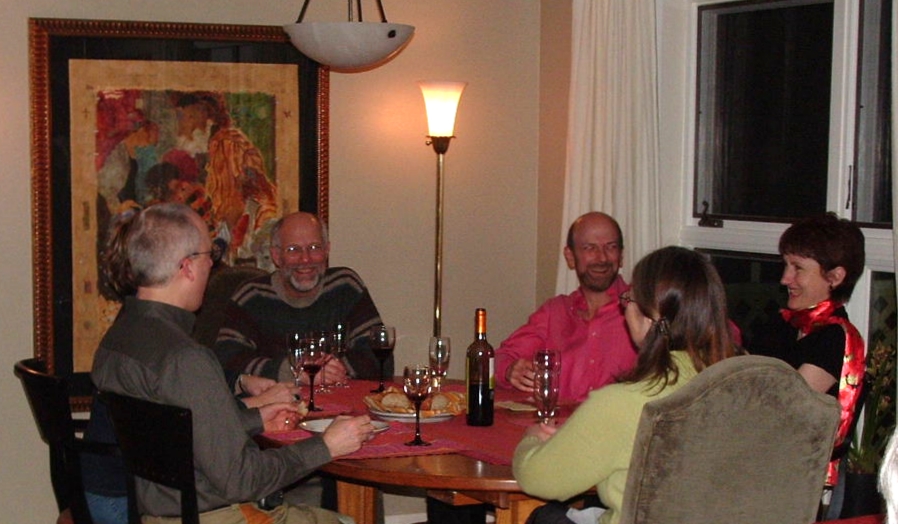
left=0, top=2, right=568, bottom=522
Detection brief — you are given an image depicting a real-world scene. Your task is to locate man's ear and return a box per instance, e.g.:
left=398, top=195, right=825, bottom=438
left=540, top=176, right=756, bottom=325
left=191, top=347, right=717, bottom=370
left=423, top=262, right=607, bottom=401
left=563, top=246, right=576, bottom=270
left=270, top=246, right=282, bottom=268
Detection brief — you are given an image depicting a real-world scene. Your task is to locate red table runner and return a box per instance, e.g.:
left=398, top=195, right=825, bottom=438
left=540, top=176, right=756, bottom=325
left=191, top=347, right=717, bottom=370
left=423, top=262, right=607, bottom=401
left=260, top=379, right=542, bottom=466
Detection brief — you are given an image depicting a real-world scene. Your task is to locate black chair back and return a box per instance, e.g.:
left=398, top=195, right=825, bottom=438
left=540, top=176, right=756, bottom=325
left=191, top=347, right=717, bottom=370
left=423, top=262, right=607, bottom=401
left=99, top=391, right=199, bottom=524
left=14, top=358, right=115, bottom=524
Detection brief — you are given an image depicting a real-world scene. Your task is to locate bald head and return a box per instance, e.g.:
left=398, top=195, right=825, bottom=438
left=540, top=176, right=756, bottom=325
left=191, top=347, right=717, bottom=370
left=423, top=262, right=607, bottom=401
left=566, top=212, right=623, bottom=251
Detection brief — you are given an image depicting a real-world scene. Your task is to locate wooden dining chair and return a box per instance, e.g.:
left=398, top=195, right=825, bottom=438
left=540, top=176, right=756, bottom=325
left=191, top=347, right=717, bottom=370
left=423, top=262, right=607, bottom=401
left=98, top=391, right=199, bottom=524
left=618, top=355, right=841, bottom=524
left=14, top=358, right=117, bottom=524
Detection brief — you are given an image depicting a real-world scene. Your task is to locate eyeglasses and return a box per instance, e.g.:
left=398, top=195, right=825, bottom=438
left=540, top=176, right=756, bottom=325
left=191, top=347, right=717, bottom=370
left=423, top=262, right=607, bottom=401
left=279, top=243, right=327, bottom=258
left=187, top=244, right=223, bottom=264
left=618, top=291, right=634, bottom=311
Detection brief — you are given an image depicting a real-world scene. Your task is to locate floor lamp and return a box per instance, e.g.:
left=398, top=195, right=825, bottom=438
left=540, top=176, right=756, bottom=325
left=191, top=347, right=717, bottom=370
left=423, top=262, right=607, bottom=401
left=419, top=80, right=467, bottom=338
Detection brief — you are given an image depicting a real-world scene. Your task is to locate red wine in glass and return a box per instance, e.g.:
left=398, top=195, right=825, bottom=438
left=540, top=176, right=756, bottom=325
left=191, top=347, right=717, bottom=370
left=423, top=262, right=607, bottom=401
left=300, top=339, right=326, bottom=411
left=369, top=325, right=396, bottom=393
left=403, top=365, right=432, bottom=446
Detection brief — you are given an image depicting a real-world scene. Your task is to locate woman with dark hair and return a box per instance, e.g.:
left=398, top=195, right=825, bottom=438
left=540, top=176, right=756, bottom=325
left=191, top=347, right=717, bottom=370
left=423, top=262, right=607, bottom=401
left=748, top=212, right=866, bottom=510
left=513, top=246, right=742, bottom=524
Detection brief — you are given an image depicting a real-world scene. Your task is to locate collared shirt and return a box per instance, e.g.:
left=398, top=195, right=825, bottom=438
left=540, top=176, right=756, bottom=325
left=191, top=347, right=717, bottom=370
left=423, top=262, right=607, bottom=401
left=495, top=276, right=637, bottom=403
left=90, top=297, right=331, bottom=516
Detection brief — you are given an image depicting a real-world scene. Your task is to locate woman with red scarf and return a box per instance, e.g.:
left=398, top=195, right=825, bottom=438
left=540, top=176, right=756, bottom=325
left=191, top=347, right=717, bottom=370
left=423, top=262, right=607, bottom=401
left=749, top=212, right=866, bottom=519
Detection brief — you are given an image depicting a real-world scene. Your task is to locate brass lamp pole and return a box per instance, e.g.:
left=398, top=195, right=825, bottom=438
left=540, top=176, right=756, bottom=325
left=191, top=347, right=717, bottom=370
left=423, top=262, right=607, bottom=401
left=419, top=81, right=467, bottom=338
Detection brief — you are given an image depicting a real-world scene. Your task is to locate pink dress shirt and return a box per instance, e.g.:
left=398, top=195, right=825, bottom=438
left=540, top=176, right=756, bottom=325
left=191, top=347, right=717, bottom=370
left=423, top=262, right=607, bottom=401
left=495, top=276, right=637, bottom=403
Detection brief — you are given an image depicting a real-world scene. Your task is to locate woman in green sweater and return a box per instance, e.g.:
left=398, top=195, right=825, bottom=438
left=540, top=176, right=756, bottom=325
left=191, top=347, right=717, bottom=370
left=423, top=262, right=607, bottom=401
left=513, top=246, right=742, bottom=524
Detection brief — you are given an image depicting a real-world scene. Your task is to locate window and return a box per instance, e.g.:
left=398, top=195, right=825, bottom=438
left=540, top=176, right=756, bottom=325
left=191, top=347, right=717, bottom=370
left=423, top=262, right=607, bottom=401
left=694, top=0, right=891, bottom=226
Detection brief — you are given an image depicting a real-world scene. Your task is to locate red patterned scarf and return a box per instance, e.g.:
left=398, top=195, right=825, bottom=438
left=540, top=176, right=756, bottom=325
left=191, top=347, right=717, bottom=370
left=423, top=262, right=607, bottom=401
left=781, top=299, right=866, bottom=485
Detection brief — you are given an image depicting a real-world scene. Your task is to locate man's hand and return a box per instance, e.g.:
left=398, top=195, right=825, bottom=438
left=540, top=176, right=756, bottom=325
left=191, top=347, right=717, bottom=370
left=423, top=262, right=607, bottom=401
left=322, top=415, right=375, bottom=458
left=259, top=401, right=307, bottom=432
left=241, top=382, right=303, bottom=409
left=506, top=358, right=536, bottom=393
left=240, top=374, right=277, bottom=396
left=320, top=356, right=349, bottom=386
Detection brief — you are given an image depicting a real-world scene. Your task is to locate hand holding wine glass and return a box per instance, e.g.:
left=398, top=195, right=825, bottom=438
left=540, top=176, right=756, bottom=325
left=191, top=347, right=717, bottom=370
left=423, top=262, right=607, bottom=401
left=403, top=365, right=433, bottom=446
left=428, top=336, right=451, bottom=393
left=369, top=325, right=396, bottom=393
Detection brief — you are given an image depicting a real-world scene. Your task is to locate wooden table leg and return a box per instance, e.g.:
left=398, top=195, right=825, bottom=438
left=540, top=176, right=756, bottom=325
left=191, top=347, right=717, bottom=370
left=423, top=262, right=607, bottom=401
left=335, top=479, right=379, bottom=524
left=494, top=497, right=544, bottom=524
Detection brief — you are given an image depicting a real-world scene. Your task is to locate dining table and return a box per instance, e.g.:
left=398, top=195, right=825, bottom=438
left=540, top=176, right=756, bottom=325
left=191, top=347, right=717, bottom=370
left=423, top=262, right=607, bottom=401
left=257, top=378, right=566, bottom=524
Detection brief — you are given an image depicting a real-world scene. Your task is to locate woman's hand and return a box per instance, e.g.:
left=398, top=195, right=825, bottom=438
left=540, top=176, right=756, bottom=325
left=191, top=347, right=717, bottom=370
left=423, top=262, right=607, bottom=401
left=241, top=382, right=303, bottom=409
left=259, top=401, right=307, bottom=432
left=322, top=415, right=375, bottom=458
left=523, top=421, right=558, bottom=442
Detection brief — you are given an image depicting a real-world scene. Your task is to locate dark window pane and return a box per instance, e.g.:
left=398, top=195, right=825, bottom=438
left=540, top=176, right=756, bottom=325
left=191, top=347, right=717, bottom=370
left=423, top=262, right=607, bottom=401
left=695, top=1, right=833, bottom=222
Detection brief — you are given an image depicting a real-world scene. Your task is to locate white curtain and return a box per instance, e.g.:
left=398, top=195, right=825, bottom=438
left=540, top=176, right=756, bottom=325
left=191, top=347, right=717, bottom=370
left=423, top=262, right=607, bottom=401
left=556, top=0, right=662, bottom=294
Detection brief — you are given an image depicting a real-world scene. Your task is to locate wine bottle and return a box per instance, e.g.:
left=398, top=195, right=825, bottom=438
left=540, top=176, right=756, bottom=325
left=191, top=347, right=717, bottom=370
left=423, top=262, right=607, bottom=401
left=466, top=308, right=495, bottom=426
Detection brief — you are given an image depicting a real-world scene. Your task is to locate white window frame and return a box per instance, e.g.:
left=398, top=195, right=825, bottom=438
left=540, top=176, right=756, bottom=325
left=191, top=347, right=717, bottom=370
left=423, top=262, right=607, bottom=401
left=657, top=0, right=895, bottom=344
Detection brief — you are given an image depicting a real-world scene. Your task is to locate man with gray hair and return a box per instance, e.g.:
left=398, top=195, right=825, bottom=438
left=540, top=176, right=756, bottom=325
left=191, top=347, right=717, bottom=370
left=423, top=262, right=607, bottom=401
left=214, top=211, right=388, bottom=390
left=87, top=203, right=374, bottom=523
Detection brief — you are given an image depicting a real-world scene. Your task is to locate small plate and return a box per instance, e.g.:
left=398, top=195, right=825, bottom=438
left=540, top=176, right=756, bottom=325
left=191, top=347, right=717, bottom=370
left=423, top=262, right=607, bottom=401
left=368, top=408, right=455, bottom=423
left=496, top=400, right=537, bottom=412
left=300, top=418, right=390, bottom=433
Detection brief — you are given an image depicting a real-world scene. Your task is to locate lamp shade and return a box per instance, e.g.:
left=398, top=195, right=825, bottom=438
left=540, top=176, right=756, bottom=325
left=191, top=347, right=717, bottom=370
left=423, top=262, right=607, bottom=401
left=284, top=22, right=414, bottom=72
left=419, top=81, right=467, bottom=137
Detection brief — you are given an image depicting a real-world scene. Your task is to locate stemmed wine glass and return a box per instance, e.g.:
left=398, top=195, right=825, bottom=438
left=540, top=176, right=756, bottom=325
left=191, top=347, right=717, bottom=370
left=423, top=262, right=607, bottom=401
left=312, top=331, right=333, bottom=394
left=286, top=332, right=304, bottom=391
left=428, top=336, right=451, bottom=393
left=403, top=365, right=433, bottom=446
left=533, top=349, right=561, bottom=425
left=369, top=325, right=396, bottom=393
left=331, top=321, right=350, bottom=388
left=299, top=336, right=327, bottom=411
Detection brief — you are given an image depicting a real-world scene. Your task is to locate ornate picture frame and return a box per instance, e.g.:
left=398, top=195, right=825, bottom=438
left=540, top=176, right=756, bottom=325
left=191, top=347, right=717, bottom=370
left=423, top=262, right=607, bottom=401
left=29, top=18, right=329, bottom=402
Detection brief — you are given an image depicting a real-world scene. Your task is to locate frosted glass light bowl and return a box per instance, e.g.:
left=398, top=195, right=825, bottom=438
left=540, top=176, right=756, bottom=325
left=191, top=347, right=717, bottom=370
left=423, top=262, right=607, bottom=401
left=283, top=22, right=415, bottom=72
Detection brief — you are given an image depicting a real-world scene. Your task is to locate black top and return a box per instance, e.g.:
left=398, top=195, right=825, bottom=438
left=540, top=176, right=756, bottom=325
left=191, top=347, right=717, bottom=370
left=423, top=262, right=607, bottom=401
left=747, top=307, right=848, bottom=397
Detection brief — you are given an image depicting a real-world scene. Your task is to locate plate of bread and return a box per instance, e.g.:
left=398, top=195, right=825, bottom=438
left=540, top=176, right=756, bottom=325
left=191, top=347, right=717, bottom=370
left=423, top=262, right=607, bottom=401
left=363, top=386, right=465, bottom=423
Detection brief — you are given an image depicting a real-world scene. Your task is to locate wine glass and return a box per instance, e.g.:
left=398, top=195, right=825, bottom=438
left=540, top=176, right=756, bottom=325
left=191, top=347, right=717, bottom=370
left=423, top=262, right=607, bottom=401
left=286, top=332, right=304, bottom=390
left=299, top=336, right=326, bottom=411
left=403, top=365, right=433, bottom=446
left=312, top=331, right=333, bottom=394
left=428, top=336, right=451, bottom=393
left=331, top=321, right=350, bottom=388
left=368, top=325, right=396, bottom=393
left=533, top=367, right=560, bottom=425
left=534, top=348, right=561, bottom=373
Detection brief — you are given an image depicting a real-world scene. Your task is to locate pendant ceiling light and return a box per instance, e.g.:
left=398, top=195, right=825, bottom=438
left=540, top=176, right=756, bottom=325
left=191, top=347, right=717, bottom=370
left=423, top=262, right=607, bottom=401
left=283, top=0, right=414, bottom=73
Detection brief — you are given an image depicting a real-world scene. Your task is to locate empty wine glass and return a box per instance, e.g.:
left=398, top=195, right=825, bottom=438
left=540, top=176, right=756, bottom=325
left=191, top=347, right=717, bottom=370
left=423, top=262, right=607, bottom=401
left=286, top=332, right=304, bottom=389
left=533, top=367, right=560, bottom=425
left=403, top=365, right=433, bottom=446
left=331, top=321, right=350, bottom=388
left=299, top=336, right=326, bottom=411
left=534, top=348, right=561, bottom=372
left=428, top=336, right=451, bottom=393
left=368, top=325, right=396, bottom=393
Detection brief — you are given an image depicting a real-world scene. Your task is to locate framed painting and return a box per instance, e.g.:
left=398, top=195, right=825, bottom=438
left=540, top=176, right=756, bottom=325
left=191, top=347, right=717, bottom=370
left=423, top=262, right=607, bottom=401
left=29, top=18, right=330, bottom=403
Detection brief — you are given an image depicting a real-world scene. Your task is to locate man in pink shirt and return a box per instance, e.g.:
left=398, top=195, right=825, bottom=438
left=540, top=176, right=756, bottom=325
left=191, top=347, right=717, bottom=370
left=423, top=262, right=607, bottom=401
left=497, top=212, right=637, bottom=403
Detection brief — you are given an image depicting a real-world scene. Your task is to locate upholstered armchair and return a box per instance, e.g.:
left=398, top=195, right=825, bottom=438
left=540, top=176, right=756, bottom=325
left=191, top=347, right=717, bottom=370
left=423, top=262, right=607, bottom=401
left=618, top=355, right=840, bottom=524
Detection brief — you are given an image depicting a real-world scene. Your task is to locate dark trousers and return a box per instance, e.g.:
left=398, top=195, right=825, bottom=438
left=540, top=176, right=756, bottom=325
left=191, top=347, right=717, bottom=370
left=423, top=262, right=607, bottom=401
left=426, top=497, right=488, bottom=524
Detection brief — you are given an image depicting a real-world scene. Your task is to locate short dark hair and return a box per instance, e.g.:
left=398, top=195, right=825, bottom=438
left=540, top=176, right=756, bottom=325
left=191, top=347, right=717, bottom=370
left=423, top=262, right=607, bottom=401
left=778, top=212, right=865, bottom=303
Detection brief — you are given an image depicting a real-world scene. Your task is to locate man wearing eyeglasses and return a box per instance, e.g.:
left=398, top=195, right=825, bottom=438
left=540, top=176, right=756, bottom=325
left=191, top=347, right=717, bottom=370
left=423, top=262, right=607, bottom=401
left=213, top=211, right=388, bottom=395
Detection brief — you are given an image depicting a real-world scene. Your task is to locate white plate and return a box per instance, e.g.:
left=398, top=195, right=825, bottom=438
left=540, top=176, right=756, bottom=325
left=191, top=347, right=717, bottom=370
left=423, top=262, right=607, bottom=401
left=300, top=418, right=390, bottom=433
left=368, top=408, right=455, bottom=423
